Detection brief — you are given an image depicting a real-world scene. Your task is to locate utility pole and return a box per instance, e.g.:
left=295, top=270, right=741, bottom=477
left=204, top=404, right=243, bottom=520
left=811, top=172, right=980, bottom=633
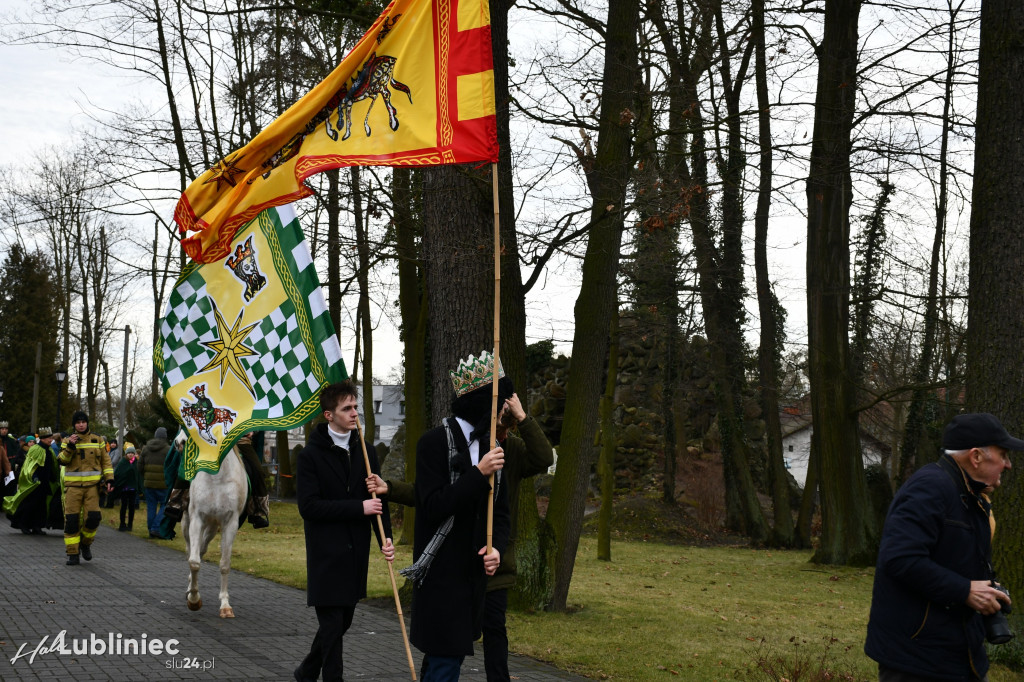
left=118, top=326, right=130, bottom=450
left=98, top=326, right=132, bottom=448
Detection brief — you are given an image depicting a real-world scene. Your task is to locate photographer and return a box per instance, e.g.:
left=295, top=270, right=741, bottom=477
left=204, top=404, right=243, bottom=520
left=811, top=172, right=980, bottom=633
left=866, top=413, right=1019, bottom=681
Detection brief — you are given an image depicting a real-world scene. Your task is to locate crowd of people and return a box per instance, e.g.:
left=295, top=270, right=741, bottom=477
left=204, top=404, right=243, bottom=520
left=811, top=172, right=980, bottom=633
left=6, top=357, right=1021, bottom=682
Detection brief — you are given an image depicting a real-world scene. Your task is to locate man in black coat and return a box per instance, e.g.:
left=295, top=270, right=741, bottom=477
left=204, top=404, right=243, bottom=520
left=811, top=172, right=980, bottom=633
left=405, top=351, right=511, bottom=681
left=295, top=380, right=394, bottom=682
left=866, top=413, right=1019, bottom=681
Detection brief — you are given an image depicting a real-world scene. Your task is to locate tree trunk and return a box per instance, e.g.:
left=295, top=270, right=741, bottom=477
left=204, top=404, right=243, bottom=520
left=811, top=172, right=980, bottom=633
left=276, top=430, right=295, bottom=497
left=545, top=0, right=638, bottom=611
left=153, top=0, right=194, bottom=190
left=352, top=167, right=375, bottom=442
left=598, top=310, right=619, bottom=561
left=487, top=0, right=548, bottom=609
left=797, top=433, right=819, bottom=548
left=395, top=167, right=425, bottom=546
left=422, top=165, right=495, bottom=427
left=805, top=0, right=875, bottom=566
left=969, top=0, right=1024, bottom=602
left=326, top=169, right=342, bottom=338
left=753, top=0, right=794, bottom=548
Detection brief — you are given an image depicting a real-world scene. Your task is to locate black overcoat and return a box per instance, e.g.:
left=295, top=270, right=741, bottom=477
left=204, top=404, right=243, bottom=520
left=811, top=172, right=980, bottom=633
left=409, top=418, right=510, bottom=657
left=297, top=423, right=390, bottom=607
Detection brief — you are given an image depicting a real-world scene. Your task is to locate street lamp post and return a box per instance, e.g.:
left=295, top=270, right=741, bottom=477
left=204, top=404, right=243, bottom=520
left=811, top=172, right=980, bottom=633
left=55, top=365, right=67, bottom=432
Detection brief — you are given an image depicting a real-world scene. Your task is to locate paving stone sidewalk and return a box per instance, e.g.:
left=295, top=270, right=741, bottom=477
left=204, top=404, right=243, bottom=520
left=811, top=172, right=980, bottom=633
left=0, top=525, right=587, bottom=681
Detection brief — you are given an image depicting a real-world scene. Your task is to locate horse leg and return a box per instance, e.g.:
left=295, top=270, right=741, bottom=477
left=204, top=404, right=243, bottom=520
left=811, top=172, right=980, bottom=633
left=383, top=89, right=399, bottom=131
left=364, top=95, right=377, bottom=137
left=217, top=520, right=239, bottom=618
left=324, top=110, right=339, bottom=142
left=184, top=511, right=203, bottom=611
left=342, top=102, right=354, bottom=141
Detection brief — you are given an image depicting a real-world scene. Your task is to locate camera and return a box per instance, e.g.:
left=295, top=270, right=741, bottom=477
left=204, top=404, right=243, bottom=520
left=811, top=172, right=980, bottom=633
left=984, top=582, right=1014, bottom=645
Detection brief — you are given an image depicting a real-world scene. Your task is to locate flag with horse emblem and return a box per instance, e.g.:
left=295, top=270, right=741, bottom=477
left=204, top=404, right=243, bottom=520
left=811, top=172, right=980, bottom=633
left=155, top=204, right=347, bottom=478
left=175, top=0, right=498, bottom=263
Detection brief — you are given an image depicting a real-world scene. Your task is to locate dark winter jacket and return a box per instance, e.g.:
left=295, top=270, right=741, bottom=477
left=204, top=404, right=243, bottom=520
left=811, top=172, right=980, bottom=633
left=865, top=454, right=994, bottom=681
left=387, top=416, right=552, bottom=592
left=409, top=418, right=510, bottom=657
left=113, top=455, right=144, bottom=492
left=297, top=423, right=390, bottom=607
left=140, top=437, right=169, bottom=489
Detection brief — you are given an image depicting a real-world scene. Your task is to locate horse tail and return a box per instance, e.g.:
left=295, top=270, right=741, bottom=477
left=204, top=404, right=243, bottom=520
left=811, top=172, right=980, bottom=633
left=391, top=78, right=412, bottom=104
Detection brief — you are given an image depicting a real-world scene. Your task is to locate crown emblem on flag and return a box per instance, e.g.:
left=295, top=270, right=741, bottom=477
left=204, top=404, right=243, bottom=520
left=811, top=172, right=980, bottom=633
left=450, top=351, right=504, bottom=397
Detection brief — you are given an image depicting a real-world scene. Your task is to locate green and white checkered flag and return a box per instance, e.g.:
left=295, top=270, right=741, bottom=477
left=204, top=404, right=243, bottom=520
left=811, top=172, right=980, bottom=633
left=155, top=204, right=347, bottom=478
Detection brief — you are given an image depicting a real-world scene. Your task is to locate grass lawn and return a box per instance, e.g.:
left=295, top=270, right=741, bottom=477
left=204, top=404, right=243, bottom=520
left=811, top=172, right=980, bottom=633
left=106, top=499, right=1019, bottom=681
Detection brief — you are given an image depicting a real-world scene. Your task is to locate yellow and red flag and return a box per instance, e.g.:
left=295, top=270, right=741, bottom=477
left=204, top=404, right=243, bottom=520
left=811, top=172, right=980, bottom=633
left=174, top=0, right=498, bottom=263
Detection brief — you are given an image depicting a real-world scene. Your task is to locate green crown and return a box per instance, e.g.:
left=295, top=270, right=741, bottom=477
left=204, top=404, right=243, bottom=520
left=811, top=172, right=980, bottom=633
left=450, top=351, right=505, bottom=397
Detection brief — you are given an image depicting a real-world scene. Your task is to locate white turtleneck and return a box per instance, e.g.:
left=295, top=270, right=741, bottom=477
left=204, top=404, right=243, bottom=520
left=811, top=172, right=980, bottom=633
left=327, top=423, right=352, bottom=452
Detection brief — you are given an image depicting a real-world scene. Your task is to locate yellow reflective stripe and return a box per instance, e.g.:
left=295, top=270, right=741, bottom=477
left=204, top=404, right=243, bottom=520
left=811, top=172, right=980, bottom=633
left=65, top=474, right=102, bottom=484
left=102, top=468, right=114, bottom=476
left=73, top=443, right=104, bottom=450
left=64, top=536, right=79, bottom=546
left=81, top=528, right=97, bottom=539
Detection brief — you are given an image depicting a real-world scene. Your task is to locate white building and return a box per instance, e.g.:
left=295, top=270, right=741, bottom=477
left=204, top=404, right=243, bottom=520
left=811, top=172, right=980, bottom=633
left=369, top=384, right=405, bottom=446
left=780, top=405, right=888, bottom=487
left=273, top=384, right=406, bottom=458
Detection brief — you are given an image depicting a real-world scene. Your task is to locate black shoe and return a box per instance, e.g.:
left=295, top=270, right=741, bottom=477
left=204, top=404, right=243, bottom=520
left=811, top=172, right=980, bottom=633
left=149, top=531, right=160, bottom=538
left=31, top=529, right=46, bottom=535
left=66, top=554, right=79, bottom=566
left=294, top=666, right=316, bottom=682
left=118, top=523, right=128, bottom=532
left=251, top=515, right=269, bottom=529
left=20, top=527, right=31, bottom=535
left=80, top=544, right=92, bottom=561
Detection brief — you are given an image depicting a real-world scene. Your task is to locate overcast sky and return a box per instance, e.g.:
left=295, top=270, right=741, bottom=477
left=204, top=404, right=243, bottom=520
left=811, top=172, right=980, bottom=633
left=0, top=28, right=583, bottom=385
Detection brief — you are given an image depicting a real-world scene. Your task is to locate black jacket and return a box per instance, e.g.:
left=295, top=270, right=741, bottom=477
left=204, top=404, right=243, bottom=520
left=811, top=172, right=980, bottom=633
left=297, top=423, right=389, bottom=607
left=865, top=454, right=993, bottom=680
left=410, top=418, right=510, bottom=657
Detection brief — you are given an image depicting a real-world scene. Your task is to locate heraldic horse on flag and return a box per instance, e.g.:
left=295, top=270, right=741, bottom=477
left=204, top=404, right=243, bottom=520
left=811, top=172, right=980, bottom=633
left=180, top=384, right=236, bottom=445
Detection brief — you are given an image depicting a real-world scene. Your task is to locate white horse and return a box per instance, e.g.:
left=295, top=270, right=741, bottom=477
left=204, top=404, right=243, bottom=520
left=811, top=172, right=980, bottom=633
left=181, top=432, right=247, bottom=618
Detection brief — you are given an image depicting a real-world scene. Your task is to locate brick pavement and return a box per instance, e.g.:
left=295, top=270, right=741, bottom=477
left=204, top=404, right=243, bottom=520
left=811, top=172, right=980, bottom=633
left=0, top=525, right=587, bottom=681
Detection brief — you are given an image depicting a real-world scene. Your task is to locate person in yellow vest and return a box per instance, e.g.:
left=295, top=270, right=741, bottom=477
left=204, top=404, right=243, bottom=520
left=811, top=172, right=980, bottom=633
left=58, top=410, right=113, bottom=566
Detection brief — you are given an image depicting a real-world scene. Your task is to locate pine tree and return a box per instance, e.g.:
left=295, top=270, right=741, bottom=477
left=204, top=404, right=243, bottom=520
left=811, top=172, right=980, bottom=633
left=0, top=245, right=61, bottom=434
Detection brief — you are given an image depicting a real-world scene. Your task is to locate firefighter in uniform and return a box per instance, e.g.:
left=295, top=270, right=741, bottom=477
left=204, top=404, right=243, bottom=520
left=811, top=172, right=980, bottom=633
left=58, top=410, right=113, bottom=565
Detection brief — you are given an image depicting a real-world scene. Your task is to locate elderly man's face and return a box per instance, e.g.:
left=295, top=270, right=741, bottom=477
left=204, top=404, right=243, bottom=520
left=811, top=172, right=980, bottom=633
left=975, top=446, right=1012, bottom=489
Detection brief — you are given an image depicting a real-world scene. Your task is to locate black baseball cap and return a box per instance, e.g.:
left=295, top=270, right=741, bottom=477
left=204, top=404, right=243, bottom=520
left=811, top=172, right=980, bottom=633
left=942, top=413, right=1024, bottom=451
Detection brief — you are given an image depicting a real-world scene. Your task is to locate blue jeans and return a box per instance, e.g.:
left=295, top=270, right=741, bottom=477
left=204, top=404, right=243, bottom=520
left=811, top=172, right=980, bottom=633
left=421, top=655, right=464, bottom=682
left=144, top=488, right=165, bottom=533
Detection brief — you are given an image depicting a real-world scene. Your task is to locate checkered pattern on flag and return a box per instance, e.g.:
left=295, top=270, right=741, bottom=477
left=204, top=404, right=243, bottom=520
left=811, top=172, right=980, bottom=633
left=155, top=204, right=347, bottom=478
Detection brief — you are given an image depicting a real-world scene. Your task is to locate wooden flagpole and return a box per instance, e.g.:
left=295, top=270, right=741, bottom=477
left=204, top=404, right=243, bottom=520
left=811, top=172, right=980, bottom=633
left=487, top=161, right=501, bottom=552
left=355, top=418, right=417, bottom=680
